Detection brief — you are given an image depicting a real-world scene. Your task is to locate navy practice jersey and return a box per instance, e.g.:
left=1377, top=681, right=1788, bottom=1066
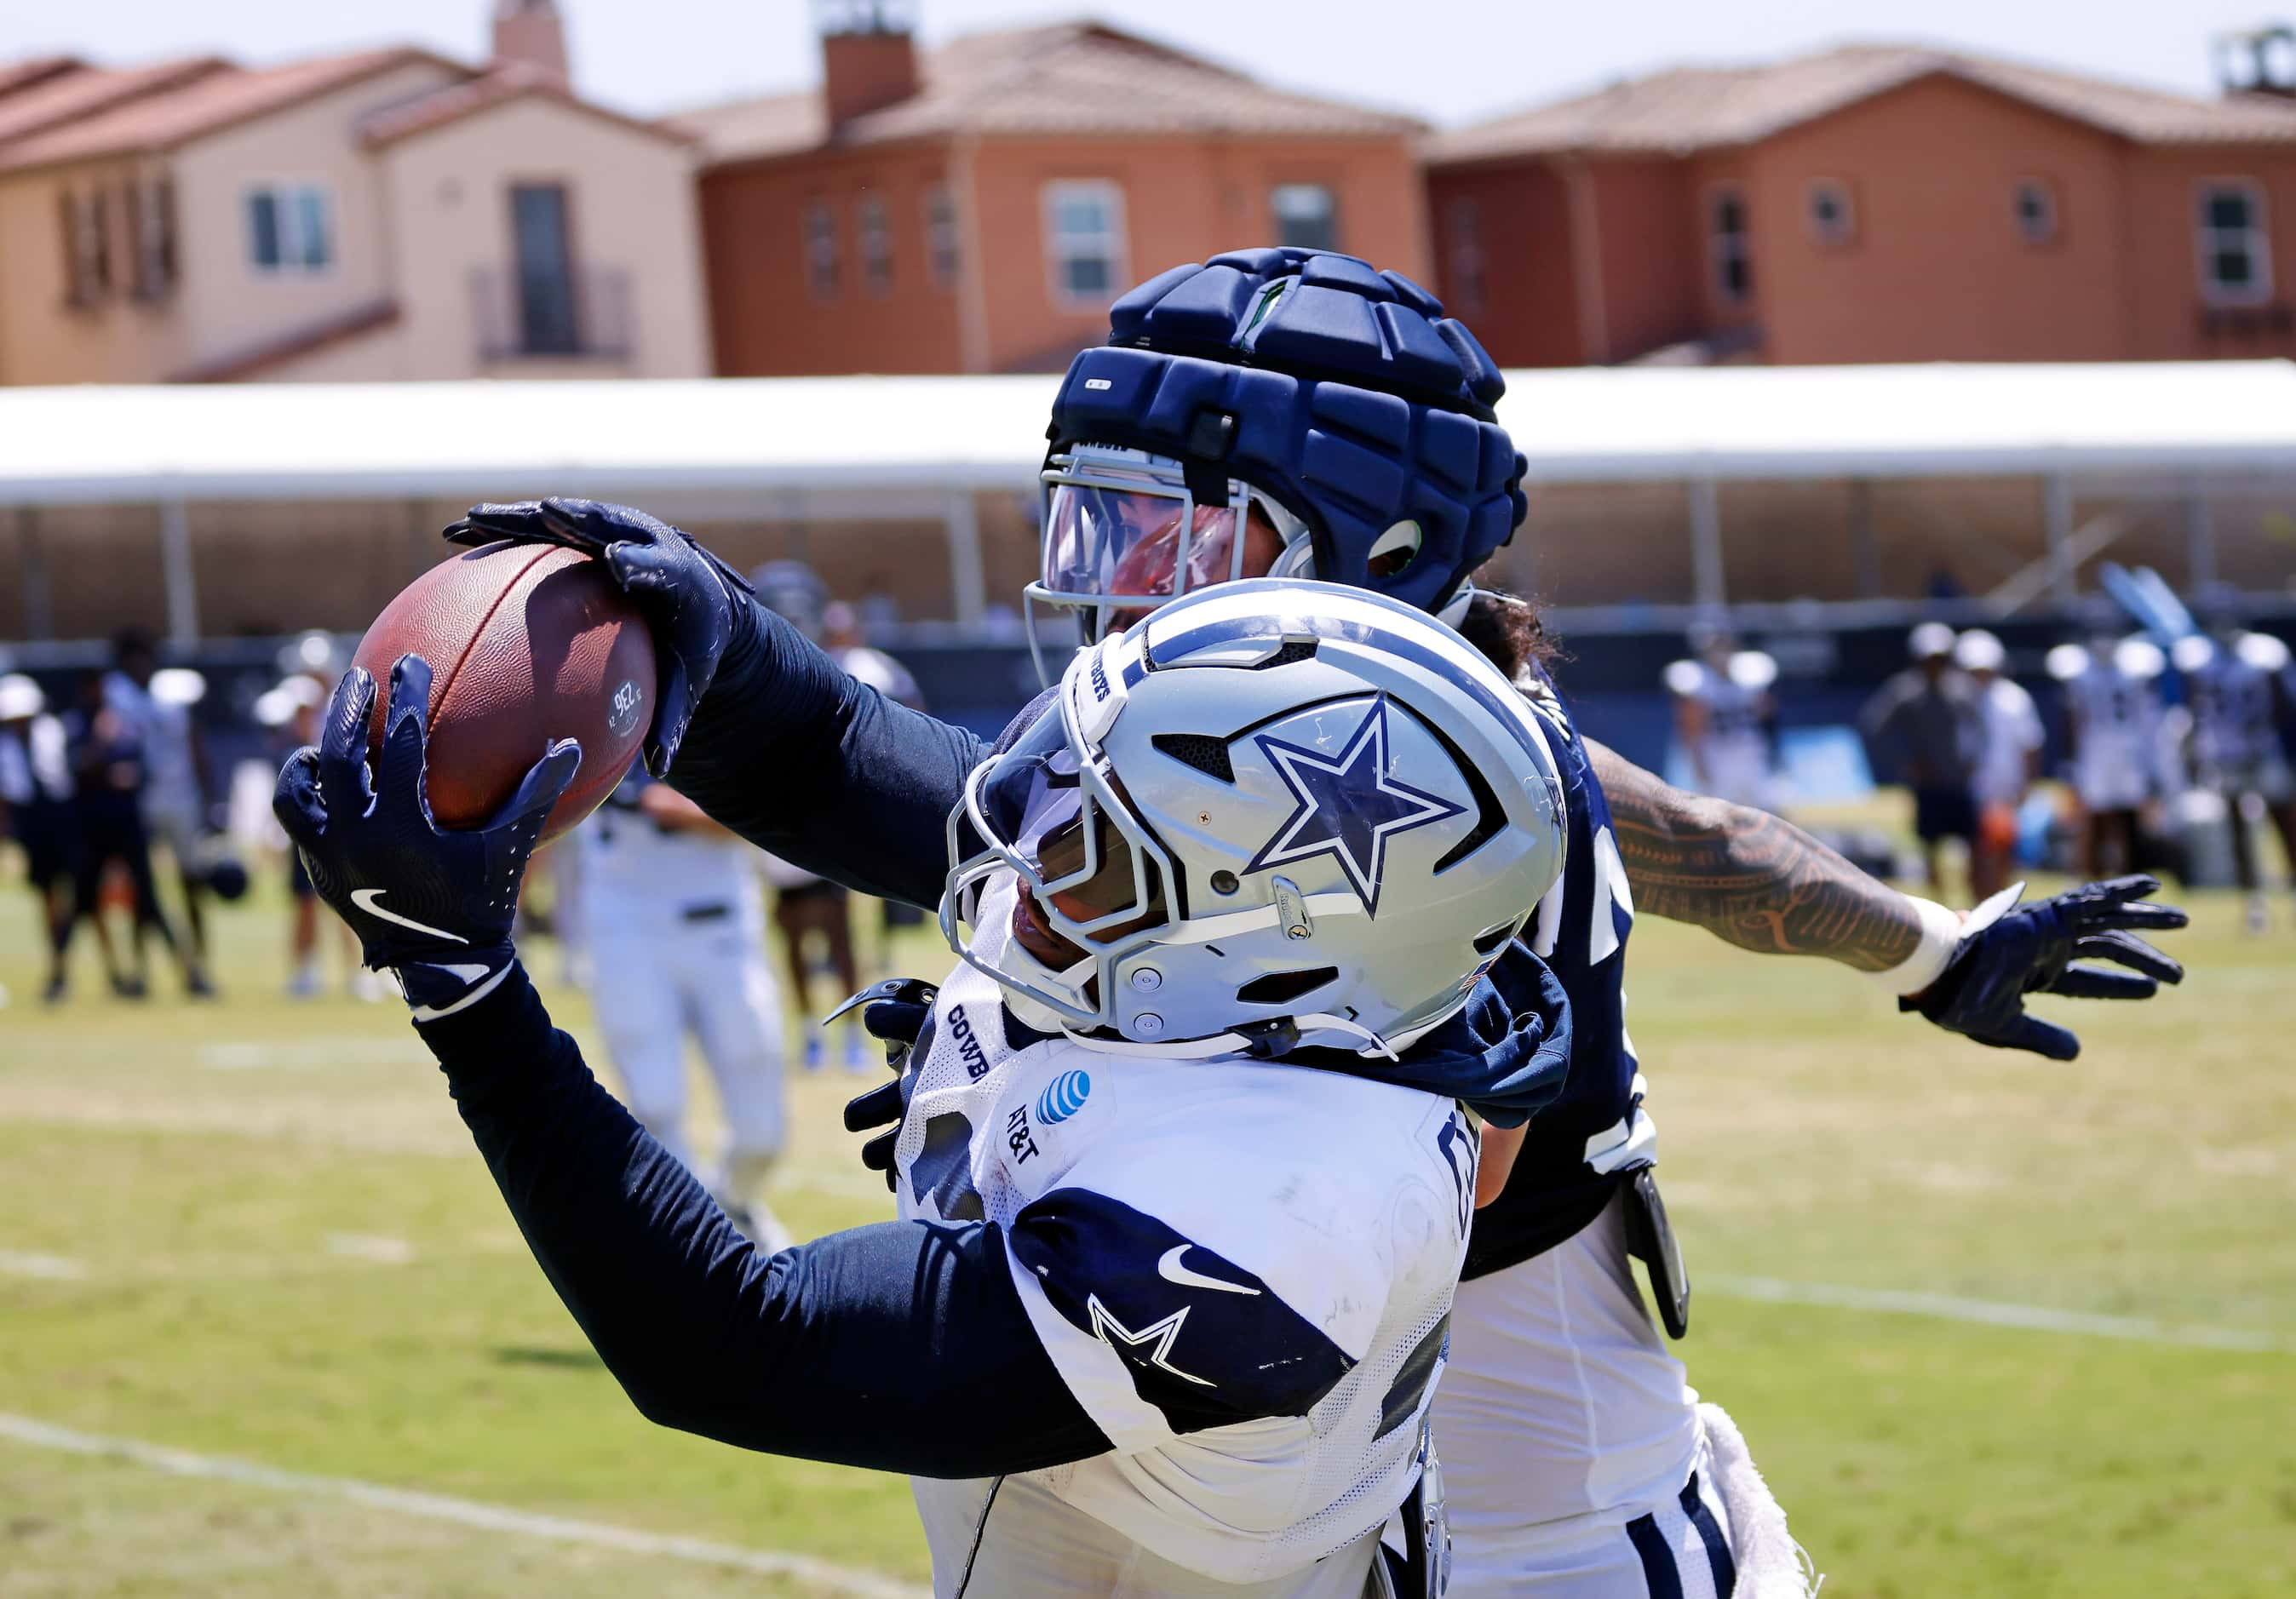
left=1462, top=679, right=1642, bottom=1281
left=2189, top=648, right=2282, bottom=773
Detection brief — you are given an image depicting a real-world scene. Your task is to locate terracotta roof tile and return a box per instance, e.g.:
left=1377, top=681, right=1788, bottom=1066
left=682, top=20, right=1421, bottom=164
left=1427, top=43, right=2296, bottom=165
left=0, top=58, right=81, bottom=100
left=0, top=48, right=458, bottom=173
left=357, top=61, right=695, bottom=148
left=0, top=58, right=232, bottom=147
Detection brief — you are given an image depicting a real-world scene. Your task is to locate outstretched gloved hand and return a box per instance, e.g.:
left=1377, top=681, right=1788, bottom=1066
left=273, top=654, right=578, bottom=1017
left=835, top=977, right=941, bottom=1191
left=444, top=498, right=754, bottom=777
left=1908, top=874, right=2187, bottom=1061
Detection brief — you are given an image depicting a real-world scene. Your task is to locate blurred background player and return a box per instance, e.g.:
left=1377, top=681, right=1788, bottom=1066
left=63, top=669, right=186, bottom=998
left=1954, top=628, right=2044, bottom=900
left=2050, top=628, right=2171, bottom=880
left=1664, top=628, right=1781, bottom=811
left=102, top=631, right=217, bottom=994
left=0, top=673, right=84, bottom=1003
left=579, top=770, right=791, bottom=1249
left=1862, top=622, right=1983, bottom=900
left=2174, top=622, right=2296, bottom=931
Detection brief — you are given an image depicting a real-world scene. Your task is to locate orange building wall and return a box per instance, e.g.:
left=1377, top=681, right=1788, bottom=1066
left=963, top=134, right=1429, bottom=372
left=1742, top=76, right=2132, bottom=364
left=1583, top=158, right=1702, bottom=361
left=700, top=140, right=967, bottom=376
left=1423, top=160, right=1581, bottom=365
left=2121, top=146, right=2296, bottom=360
left=703, top=132, right=1428, bottom=375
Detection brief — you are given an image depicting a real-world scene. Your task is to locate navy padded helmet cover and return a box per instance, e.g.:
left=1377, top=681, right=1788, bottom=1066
left=1050, top=247, right=1529, bottom=615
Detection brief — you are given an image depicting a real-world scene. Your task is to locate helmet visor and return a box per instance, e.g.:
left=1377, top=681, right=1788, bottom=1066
left=1042, top=484, right=1251, bottom=605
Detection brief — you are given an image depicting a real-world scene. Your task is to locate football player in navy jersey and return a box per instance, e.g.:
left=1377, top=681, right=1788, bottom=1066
left=456, top=248, right=2186, bottom=1596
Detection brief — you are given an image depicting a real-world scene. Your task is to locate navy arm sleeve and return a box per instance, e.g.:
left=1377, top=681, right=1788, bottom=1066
left=663, top=596, right=990, bottom=908
left=420, top=963, right=1112, bottom=1478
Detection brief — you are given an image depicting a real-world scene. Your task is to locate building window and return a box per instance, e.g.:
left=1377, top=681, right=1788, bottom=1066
left=2013, top=179, right=2058, bottom=244
left=59, top=188, right=110, bottom=307
left=1445, top=197, right=1484, bottom=313
left=803, top=200, right=839, bottom=300
left=510, top=182, right=578, bottom=355
left=1271, top=183, right=1339, bottom=251
left=2196, top=180, right=2271, bottom=305
left=127, top=177, right=178, bottom=300
left=1708, top=187, right=1752, bottom=303
left=246, top=183, right=333, bottom=272
left=925, top=183, right=959, bottom=289
left=857, top=193, right=893, bottom=295
left=1042, top=180, right=1127, bottom=307
left=1805, top=178, right=1854, bottom=245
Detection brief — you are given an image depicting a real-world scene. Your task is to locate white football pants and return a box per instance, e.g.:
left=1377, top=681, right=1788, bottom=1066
left=1433, top=1191, right=1811, bottom=1597
left=588, top=915, right=786, bottom=1201
left=914, top=1474, right=1387, bottom=1598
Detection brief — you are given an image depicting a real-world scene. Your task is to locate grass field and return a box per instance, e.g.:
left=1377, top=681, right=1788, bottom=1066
left=1, top=827, right=2291, bottom=1596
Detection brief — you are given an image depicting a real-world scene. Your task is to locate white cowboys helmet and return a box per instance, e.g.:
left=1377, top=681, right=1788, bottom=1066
left=944, top=578, right=1567, bottom=1057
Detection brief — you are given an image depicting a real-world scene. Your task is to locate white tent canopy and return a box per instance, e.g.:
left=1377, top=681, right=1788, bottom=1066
left=1, top=361, right=2290, bottom=639
left=0, top=361, right=2292, bottom=504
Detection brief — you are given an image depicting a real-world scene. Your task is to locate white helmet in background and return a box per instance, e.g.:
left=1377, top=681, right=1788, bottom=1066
left=943, top=579, right=1568, bottom=1057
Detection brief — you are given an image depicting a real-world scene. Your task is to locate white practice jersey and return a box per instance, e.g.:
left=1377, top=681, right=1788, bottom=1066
left=2064, top=655, right=2165, bottom=809
left=898, top=880, right=1473, bottom=1595
left=577, top=774, right=764, bottom=929
left=1972, top=676, right=2044, bottom=807
left=1668, top=661, right=1772, bottom=810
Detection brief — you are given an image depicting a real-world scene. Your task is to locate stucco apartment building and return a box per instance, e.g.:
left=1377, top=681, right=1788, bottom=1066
left=684, top=13, right=1429, bottom=375
left=1424, top=39, right=2296, bottom=367
left=0, top=1, right=709, bottom=384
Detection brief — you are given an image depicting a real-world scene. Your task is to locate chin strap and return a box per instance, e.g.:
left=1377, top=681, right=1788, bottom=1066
left=1050, top=1009, right=1402, bottom=1063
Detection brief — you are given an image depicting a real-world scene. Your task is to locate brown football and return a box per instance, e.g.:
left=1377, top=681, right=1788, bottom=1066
left=350, top=542, right=655, bottom=843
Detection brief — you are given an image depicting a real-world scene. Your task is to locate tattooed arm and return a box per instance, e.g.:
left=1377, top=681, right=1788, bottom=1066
left=1585, top=737, right=1922, bottom=971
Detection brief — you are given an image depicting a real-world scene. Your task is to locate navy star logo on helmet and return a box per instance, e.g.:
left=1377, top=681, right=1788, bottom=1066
left=1245, top=695, right=1465, bottom=917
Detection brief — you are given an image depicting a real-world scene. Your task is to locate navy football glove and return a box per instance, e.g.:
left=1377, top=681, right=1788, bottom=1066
left=443, top=498, right=753, bottom=777
left=1907, top=875, right=2187, bottom=1061
left=834, top=977, right=939, bottom=1190
left=273, top=655, right=578, bottom=1017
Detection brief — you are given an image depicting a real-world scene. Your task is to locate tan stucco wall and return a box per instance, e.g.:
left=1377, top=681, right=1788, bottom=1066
left=376, top=99, right=710, bottom=380
left=0, top=157, right=190, bottom=383
left=169, top=60, right=459, bottom=376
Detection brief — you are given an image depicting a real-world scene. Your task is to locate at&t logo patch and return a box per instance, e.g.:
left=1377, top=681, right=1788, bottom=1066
left=1036, top=1069, right=1091, bottom=1125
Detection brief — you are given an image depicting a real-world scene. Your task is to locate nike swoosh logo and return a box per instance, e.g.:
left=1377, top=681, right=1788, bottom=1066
left=1157, top=1245, right=1260, bottom=1297
left=410, top=962, right=494, bottom=984
left=349, top=889, right=468, bottom=944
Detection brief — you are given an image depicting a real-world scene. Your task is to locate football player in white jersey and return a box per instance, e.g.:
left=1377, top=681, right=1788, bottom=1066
left=275, top=582, right=1572, bottom=1598
left=578, top=770, right=793, bottom=1249
left=1663, top=633, right=1780, bottom=812
left=2048, top=634, right=2172, bottom=878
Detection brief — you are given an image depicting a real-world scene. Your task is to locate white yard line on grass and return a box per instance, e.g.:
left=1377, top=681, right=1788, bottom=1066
left=0, top=1251, right=87, bottom=1281
left=1704, top=1275, right=2286, bottom=1354
left=0, top=1412, right=927, bottom=1599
